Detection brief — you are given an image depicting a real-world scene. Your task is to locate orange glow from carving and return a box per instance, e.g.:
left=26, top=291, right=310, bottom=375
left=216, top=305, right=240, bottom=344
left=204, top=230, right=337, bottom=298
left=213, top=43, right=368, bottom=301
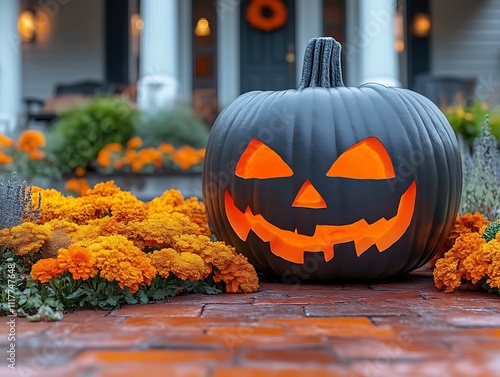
left=327, top=137, right=395, bottom=180
left=236, top=139, right=293, bottom=179
left=224, top=181, right=416, bottom=264
left=292, top=180, right=327, bottom=209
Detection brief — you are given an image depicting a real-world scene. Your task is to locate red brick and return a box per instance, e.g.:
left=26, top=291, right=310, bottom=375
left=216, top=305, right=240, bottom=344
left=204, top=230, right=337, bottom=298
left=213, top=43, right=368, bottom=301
left=214, top=367, right=343, bottom=377
left=74, top=350, right=231, bottom=364
left=207, top=326, right=287, bottom=336
left=94, top=365, right=207, bottom=377
left=330, top=337, right=452, bottom=360
left=446, top=313, right=500, bottom=328
left=304, top=303, right=415, bottom=317
left=110, top=303, right=203, bottom=317
left=241, top=348, right=336, bottom=364
left=169, top=293, right=255, bottom=304
left=148, top=334, right=325, bottom=350
left=201, top=304, right=304, bottom=318
left=261, top=317, right=396, bottom=338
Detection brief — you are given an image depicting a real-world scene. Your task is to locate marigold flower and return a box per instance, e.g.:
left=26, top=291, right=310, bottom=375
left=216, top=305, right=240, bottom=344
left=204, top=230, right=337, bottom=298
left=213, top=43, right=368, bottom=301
left=0, top=151, right=13, bottom=164
left=3, top=222, right=52, bottom=255
left=127, top=137, right=143, bottom=149
left=65, top=178, right=90, bottom=197
left=74, top=167, right=86, bottom=176
left=170, top=252, right=212, bottom=281
left=430, top=212, right=489, bottom=266
left=158, top=143, right=174, bottom=154
left=31, top=258, right=64, bottom=283
left=213, top=253, right=259, bottom=293
left=16, top=130, right=45, bottom=152
left=86, top=235, right=156, bottom=293
left=0, top=134, right=14, bottom=147
left=148, top=248, right=178, bottom=278
left=58, top=245, right=98, bottom=280
left=171, top=146, right=205, bottom=170
left=28, top=150, right=46, bottom=160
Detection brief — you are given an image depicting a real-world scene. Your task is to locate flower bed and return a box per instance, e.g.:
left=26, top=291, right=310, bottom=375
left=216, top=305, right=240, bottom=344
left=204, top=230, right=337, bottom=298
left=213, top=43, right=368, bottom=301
left=0, top=179, right=258, bottom=321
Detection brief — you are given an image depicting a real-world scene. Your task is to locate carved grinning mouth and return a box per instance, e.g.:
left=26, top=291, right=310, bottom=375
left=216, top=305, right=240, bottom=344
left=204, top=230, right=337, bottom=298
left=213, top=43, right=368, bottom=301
left=224, top=181, right=417, bottom=264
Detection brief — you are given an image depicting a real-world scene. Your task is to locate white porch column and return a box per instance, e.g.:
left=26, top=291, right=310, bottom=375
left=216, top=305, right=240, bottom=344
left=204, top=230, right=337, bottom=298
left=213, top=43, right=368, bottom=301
left=0, top=0, right=22, bottom=134
left=357, top=0, right=400, bottom=86
left=138, top=0, right=180, bottom=111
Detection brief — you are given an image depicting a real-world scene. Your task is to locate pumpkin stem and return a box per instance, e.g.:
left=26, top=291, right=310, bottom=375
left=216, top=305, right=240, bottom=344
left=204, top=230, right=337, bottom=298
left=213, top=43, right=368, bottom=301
left=298, top=37, right=345, bottom=89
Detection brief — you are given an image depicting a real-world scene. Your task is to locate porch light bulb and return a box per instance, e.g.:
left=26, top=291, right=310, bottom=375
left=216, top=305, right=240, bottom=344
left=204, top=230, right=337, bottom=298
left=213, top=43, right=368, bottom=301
left=195, top=18, right=211, bottom=37
left=413, top=13, right=431, bottom=38
left=18, top=10, right=37, bottom=43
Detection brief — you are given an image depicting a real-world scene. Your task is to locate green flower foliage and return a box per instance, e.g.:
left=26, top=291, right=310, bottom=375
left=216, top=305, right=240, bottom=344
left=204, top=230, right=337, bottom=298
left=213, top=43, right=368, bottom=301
left=459, top=117, right=500, bottom=220
left=0, top=249, right=221, bottom=322
left=482, top=221, right=500, bottom=243
left=46, top=97, right=137, bottom=172
left=135, top=107, right=209, bottom=148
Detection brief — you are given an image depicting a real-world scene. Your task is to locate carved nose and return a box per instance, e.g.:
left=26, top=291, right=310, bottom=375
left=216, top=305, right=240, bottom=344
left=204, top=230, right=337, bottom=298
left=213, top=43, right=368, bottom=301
left=292, top=180, right=327, bottom=209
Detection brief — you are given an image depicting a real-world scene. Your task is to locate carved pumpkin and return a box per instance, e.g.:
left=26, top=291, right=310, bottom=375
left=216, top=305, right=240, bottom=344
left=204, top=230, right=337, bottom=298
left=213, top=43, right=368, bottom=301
left=202, top=37, right=462, bottom=281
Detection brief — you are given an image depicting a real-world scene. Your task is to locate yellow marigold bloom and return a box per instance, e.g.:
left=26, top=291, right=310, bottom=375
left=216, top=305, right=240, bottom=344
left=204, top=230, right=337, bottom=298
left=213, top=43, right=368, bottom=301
left=171, top=251, right=212, bottom=281
left=5, top=222, right=52, bottom=256
left=146, top=189, right=187, bottom=214
left=109, top=191, right=147, bottom=223
left=173, top=198, right=211, bottom=236
left=17, top=130, right=45, bottom=152
left=86, top=235, right=156, bottom=293
left=158, top=143, right=174, bottom=154
left=32, top=187, right=70, bottom=224
left=58, top=245, right=98, bottom=280
left=148, top=248, right=178, bottom=278
left=130, top=212, right=204, bottom=248
left=127, top=137, right=143, bottom=150
left=65, top=178, right=90, bottom=197
left=74, top=167, right=86, bottom=176
left=0, top=151, right=13, bottom=164
left=0, top=134, right=14, bottom=147
left=31, top=258, right=64, bottom=283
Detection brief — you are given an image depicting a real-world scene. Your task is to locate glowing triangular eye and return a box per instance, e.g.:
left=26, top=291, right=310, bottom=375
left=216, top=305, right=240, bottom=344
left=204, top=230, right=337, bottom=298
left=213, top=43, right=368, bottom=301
left=236, top=139, right=293, bottom=179
left=326, top=137, right=395, bottom=179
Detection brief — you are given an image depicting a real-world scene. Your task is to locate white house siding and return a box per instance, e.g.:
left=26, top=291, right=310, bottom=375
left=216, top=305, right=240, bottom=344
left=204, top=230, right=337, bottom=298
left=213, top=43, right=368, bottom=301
left=21, top=0, right=105, bottom=100
left=431, top=0, right=500, bottom=100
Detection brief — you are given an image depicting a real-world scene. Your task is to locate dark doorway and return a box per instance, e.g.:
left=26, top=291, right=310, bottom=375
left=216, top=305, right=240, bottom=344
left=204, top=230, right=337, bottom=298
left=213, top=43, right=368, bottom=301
left=240, top=0, right=296, bottom=93
left=105, top=0, right=129, bottom=88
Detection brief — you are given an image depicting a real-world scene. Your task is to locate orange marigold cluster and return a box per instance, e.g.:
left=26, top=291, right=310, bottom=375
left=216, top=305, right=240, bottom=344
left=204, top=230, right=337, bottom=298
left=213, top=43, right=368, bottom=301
left=93, top=138, right=205, bottom=174
left=433, top=217, right=500, bottom=293
left=24, top=181, right=259, bottom=294
left=430, top=212, right=489, bottom=266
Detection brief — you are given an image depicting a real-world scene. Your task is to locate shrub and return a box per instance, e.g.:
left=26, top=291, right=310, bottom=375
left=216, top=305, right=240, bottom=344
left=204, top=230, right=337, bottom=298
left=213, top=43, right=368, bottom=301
left=135, top=107, right=209, bottom=148
left=443, top=100, right=500, bottom=141
left=46, top=97, right=137, bottom=172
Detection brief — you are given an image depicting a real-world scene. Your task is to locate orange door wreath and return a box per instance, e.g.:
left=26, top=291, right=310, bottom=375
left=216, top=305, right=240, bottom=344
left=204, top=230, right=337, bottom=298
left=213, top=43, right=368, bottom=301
left=246, top=0, right=288, bottom=32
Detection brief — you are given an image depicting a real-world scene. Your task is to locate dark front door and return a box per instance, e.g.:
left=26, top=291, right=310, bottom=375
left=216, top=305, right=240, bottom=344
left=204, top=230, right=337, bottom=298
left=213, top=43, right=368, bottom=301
left=240, top=0, right=296, bottom=93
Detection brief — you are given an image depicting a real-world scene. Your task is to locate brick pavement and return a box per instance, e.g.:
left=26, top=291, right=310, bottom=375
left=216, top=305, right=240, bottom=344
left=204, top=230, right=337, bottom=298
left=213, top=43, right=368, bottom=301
left=2, top=266, right=500, bottom=377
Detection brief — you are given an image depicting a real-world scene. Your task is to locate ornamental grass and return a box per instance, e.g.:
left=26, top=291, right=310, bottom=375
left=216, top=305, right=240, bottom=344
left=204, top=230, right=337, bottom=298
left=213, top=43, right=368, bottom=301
left=0, top=181, right=258, bottom=321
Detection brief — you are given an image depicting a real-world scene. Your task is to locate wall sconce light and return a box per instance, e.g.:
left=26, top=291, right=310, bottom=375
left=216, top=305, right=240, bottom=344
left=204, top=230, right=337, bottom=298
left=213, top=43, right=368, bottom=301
left=131, top=13, right=144, bottom=37
left=413, top=13, right=431, bottom=38
left=18, top=9, right=37, bottom=43
left=194, top=17, right=211, bottom=37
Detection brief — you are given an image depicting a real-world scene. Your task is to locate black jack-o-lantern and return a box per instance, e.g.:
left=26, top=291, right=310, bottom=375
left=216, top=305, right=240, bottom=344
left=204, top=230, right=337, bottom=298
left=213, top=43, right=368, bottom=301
left=202, top=38, right=462, bottom=281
